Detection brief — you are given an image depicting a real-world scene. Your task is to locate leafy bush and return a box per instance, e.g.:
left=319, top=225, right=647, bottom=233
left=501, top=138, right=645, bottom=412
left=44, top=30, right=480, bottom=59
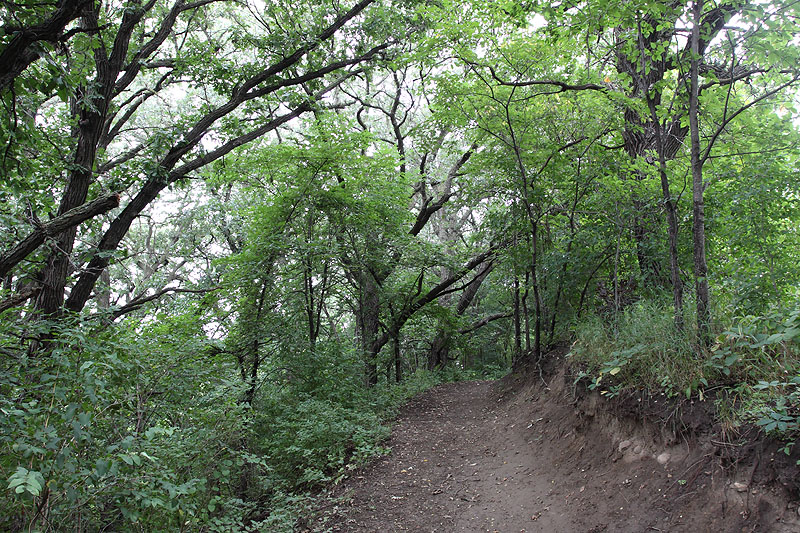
left=244, top=363, right=442, bottom=531
left=0, top=314, right=250, bottom=532
left=0, top=305, right=476, bottom=532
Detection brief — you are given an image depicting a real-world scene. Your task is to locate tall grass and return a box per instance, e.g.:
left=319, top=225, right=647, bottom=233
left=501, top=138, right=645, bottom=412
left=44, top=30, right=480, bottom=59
left=570, top=298, right=800, bottom=394
left=570, top=299, right=698, bottom=396
left=569, top=297, right=800, bottom=446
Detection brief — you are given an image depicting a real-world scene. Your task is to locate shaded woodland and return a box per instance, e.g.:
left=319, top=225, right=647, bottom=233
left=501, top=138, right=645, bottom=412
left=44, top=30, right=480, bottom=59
left=1, top=0, right=799, bottom=530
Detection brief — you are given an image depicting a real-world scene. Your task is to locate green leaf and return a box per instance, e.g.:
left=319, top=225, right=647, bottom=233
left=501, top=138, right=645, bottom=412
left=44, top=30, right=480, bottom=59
left=95, top=459, right=110, bottom=477
left=7, top=467, right=45, bottom=497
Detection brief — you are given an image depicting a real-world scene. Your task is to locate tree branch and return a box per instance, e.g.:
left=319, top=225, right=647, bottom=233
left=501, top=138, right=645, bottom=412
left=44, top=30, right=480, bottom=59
left=66, top=64, right=377, bottom=312
left=409, top=143, right=477, bottom=236
left=459, top=312, right=512, bottom=335
left=465, top=60, right=606, bottom=93
left=700, top=72, right=800, bottom=168
left=111, top=286, right=219, bottom=319
left=0, top=285, right=41, bottom=313
left=0, top=193, right=120, bottom=279
left=0, top=0, right=92, bottom=90
left=370, top=240, right=508, bottom=354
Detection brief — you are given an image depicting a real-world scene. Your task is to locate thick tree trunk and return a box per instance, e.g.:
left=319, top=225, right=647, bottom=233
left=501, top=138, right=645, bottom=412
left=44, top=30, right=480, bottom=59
left=615, top=15, right=688, bottom=293
left=34, top=2, right=145, bottom=317
left=428, top=335, right=448, bottom=371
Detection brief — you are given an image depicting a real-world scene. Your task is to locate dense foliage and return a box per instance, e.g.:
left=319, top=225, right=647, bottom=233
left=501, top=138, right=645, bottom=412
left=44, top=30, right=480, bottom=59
left=1, top=0, right=799, bottom=530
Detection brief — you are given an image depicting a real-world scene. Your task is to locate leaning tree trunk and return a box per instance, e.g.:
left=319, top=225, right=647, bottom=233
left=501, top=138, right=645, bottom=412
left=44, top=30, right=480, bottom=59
left=35, top=4, right=134, bottom=317
left=427, top=261, right=495, bottom=370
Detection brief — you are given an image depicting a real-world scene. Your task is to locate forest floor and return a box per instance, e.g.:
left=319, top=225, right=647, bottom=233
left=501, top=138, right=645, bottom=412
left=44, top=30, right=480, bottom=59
left=306, top=370, right=800, bottom=532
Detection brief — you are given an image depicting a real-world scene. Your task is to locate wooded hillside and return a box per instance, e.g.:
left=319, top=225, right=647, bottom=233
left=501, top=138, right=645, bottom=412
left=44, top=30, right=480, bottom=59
left=1, top=0, right=799, bottom=530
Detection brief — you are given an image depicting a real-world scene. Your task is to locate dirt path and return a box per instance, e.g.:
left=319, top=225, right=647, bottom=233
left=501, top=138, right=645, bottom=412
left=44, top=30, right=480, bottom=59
left=310, top=380, right=799, bottom=532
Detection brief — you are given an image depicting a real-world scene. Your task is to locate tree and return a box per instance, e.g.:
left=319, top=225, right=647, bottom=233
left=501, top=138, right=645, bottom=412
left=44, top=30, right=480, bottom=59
left=0, top=0, right=397, bottom=327
left=455, top=0, right=800, bottom=340
left=0, top=0, right=93, bottom=90
left=685, top=0, right=800, bottom=341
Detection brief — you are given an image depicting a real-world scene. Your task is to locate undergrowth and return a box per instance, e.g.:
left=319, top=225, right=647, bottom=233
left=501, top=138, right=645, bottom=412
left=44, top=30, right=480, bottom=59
left=0, top=311, right=485, bottom=533
left=570, top=299, right=800, bottom=454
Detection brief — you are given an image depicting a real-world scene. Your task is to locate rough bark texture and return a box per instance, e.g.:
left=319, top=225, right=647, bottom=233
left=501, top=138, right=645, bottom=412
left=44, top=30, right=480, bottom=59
left=612, top=2, right=737, bottom=292
left=358, top=275, right=381, bottom=387
left=31, top=0, right=381, bottom=315
left=0, top=0, right=92, bottom=91
left=35, top=0, right=172, bottom=316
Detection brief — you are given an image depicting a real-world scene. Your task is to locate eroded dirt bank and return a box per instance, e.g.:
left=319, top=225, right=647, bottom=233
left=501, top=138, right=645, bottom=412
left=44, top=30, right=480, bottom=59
left=308, top=375, right=800, bottom=532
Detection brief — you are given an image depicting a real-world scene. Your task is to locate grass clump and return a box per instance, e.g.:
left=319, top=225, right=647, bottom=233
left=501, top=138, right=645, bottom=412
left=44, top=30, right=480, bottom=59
left=570, top=299, right=800, bottom=450
left=570, top=299, right=697, bottom=398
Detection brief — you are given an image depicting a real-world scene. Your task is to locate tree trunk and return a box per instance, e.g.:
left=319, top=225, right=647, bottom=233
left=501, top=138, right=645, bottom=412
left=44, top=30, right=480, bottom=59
left=428, top=335, right=448, bottom=371
left=513, top=275, right=521, bottom=358
left=690, top=0, right=710, bottom=345
left=530, top=221, right=542, bottom=364
left=647, top=97, right=684, bottom=329
left=358, top=276, right=381, bottom=387
left=393, top=334, right=403, bottom=382
left=427, top=260, right=495, bottom=370
left=522, top=270, right=531, bottom=351
left=35, top=4, right=137, bottom=317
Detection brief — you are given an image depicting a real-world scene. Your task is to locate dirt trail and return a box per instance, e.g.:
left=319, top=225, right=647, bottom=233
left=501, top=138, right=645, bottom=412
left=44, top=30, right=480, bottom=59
left=310, top=379, right=800, bottom=532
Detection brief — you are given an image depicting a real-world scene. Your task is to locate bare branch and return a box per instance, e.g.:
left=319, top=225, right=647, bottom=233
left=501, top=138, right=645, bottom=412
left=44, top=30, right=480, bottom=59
left=459, top=312, right=512, bottom=335
left=409, top=143, right=477, bottom=236
left=111, top=286, right=219, bottom=319
left=700, top=72, right=800, bottom=168
left=464, top=59, right=606, bottom=93
left=0, top=285, right=41, bottom=313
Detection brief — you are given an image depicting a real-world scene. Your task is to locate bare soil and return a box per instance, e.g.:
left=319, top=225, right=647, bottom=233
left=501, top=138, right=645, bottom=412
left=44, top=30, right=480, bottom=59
left=308, top=371, right=800, bottom=532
